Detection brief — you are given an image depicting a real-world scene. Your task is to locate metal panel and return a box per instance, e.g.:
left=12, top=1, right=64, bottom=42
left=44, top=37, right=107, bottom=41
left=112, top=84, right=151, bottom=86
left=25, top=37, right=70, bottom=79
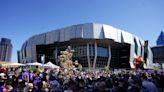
left=93, top=23, right=103, bottom=39
left=121, top=31, right=134, bottom=45
left=52, top=30, right=59, bottom=42
left=64, top=27, right=71, bottom=41
left=30, top=34, right=46, bottom=45
left=115, top=29, right=121, bottom=42
left=59, top=29, right=65, bottom=42
left=103, top=24, right=120, bottom=42
left=83, top=23, right=93, bottom=38
left=49, top=32, right=54, bottom=44
left=70, top=26, right=76, bottom=39
left=75, top=25, right=83, bottom=38
left=45, top=32, right=51, bottom=44
left=135, top=36, right=141, bottom=56
left=26, top=44, right=32, bottom=59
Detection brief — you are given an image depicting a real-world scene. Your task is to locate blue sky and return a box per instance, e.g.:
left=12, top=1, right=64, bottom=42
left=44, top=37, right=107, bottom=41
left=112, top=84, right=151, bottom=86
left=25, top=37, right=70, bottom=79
left=0, top=0, right=164, bottom=62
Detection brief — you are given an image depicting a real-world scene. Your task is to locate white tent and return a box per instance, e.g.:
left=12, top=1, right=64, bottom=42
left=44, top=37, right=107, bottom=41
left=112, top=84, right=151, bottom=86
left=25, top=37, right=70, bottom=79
left=1, top=62, right=25, bottom=68
left=26, top=62, right=42, bottom=66
left=43, top=62, right=60, bottom=68
left=8, top=62, right=25, bottom=66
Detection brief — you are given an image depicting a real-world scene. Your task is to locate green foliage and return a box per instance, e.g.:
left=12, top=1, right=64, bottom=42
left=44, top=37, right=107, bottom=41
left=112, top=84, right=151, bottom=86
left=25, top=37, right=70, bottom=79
left=29, top=67, right=39, bottom=73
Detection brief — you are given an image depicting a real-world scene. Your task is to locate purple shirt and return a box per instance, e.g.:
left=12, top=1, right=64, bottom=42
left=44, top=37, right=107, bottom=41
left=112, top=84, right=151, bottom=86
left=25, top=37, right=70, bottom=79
left=21, top=72, right=29, bottom=81
left=33, top=76, right=41, bottom=86
left=29, top=73, right=34, bottom=81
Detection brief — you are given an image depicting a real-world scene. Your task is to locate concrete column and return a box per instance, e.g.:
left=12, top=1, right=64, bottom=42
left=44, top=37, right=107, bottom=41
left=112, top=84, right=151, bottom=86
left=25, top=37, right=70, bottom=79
left=129, top=45, right=135, bottom=68
left=87, top=43, right=91, bottom=71
left=107, top=45, right=111, bottom=68
left=55, top=47, right=58, bottom=65
left=93, top=42, right=97, bottom=71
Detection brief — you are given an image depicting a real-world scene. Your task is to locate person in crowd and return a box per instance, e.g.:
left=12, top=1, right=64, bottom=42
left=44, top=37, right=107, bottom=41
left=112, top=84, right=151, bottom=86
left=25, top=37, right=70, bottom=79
left=33, top=81, right=45, bottom=92
left=0, top=66, right=164, bottom=92
left=23, top=83, right=34, bottom=92
left=64, top=80, right=77, bottom=92
left=49, top=80, right=62, bottom=92
left=141, top=73, right=159, bottom=92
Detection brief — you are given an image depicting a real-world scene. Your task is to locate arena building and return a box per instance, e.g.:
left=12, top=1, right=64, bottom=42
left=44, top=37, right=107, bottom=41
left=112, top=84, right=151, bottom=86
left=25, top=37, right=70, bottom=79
left=18, top=23, right=153, bottom=70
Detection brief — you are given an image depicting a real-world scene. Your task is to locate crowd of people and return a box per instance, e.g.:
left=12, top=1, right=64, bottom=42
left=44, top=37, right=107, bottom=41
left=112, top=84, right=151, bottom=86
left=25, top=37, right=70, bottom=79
left=0, top=66, right=164, bottom=92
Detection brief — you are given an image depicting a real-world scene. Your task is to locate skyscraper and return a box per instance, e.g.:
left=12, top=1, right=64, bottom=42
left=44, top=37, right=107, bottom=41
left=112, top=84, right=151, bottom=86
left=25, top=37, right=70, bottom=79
left=0, top=38, right=12, bottom=62
left=157, top=31, right=164, bottom=46
left=151, top=31, right=164, bottom=65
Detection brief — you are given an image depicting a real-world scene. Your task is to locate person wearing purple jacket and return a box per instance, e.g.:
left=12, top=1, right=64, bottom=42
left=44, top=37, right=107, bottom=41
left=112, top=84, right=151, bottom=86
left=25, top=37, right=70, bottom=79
left=21, top=69, right=29, bottom=82
left=33, top=73, right=41, bottom=88
left=29, top=70, right=34, bottom=83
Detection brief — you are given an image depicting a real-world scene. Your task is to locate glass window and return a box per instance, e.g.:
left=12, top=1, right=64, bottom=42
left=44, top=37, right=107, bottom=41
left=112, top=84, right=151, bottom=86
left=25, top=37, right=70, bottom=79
left=72, top=46, right=87, bottom=57
left=97, top=47, right=108, bottom=57
left=89, top=44, right=95, bottom=56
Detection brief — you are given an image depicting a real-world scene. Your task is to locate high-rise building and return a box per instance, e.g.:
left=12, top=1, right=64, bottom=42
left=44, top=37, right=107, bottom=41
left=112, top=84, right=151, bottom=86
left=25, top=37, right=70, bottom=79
left=157, top=31, right=164, bottom=46
left=0, top=38, right=12, bottom=62
left=151, top=46, right=164, bottom=63
left=152, top=31, right=164, bottom=65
